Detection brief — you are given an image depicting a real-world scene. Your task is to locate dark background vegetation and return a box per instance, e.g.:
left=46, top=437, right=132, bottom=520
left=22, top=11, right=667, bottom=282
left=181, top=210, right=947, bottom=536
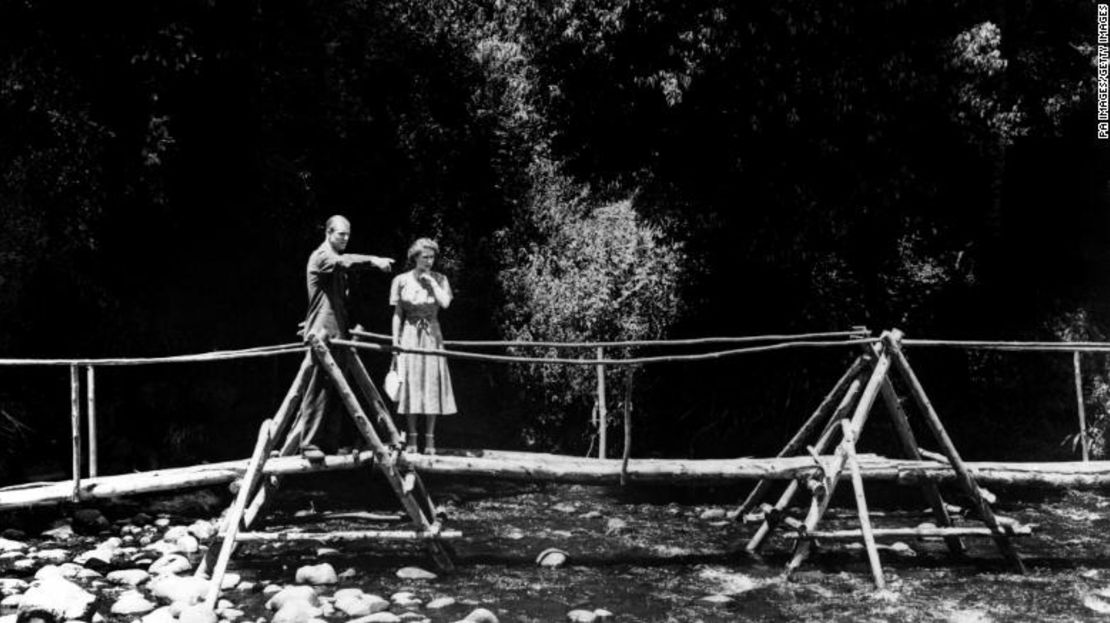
left=1, top=0, right=1108, bottom=483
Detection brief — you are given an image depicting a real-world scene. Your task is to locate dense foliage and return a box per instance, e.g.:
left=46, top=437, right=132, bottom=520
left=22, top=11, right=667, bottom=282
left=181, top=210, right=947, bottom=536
left=0, top=0, right=1106, bottom=481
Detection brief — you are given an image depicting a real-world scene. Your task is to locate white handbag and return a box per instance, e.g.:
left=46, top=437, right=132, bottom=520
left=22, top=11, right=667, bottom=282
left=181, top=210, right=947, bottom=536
left=384, top=357, right=402, bottom=403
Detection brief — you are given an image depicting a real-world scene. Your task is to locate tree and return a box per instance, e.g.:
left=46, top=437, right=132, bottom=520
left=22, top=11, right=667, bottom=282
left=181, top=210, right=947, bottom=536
left=498, top=169, right=686, bottom=451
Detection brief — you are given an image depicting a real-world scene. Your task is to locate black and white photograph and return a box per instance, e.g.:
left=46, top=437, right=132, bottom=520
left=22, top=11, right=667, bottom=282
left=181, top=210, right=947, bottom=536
left=1, top=1, right=1110, bottom=621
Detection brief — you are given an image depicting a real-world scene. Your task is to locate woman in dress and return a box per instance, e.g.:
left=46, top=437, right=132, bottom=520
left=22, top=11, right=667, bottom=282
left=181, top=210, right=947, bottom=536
left=390, top=237, right=457, bottom=454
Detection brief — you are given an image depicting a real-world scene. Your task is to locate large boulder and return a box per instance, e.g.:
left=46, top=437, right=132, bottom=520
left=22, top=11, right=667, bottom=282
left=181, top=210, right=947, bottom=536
left=270, top=600, right=322, bottom=623
left=149, top=574, right=208, bottom=605
left=265, top=585, right=319, bottom=610
left=110, top=590, right=157, bottom=615
left=293, top=563, right=337, bottom=586
left=18, top=577, right=96, bottom=620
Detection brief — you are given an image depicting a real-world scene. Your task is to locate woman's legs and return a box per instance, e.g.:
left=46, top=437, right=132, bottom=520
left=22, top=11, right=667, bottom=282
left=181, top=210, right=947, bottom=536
left=405, top=413, right=419, bottom=453
left=425, top=413, right=438, bottom=454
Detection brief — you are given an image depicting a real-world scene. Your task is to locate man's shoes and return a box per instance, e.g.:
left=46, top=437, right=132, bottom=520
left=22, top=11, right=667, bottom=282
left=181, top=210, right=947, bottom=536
left=302, top=444, right=326, bottom=464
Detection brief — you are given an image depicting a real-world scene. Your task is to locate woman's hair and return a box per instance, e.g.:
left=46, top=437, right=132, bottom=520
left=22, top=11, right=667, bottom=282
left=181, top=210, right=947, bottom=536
left=407, top=237, right=440, bottom=266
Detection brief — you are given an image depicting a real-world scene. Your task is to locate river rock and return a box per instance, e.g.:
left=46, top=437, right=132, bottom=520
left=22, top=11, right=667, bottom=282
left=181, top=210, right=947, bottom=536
left=426, top=597, right=456, bottom=609
left=34, top=549, right=70, bottom=564
left=349, top=613, right=401, bottom=623
left=0, top=579, right=29, bottom=594
left=463, top=607, right=499, bottom=623
left=107, top=569, right=151, bottom=586
left=149, top=553, right=192, bottom=575
left=334, top=595, right=371, bottom=617
left=0, top=594, right=21, bottom=609
left=395, top=566, right=437, bottom=580
left=0, top=529, right=25, bottom=541
left=888, top=542, right=917, bottom=558
left=154, top=517, right=171, bottom=528
left=552, top=502, right=577, bottom=513
left=57, top=563, right=85, bottom=578
left=111, top=590, right=157, bottom=615
left=175, top=535, right=200, bottom=554
left=19, top=577, right=96, bottom=619
left=0, top=539, right=26, bottom=552
left=604, top=518, right=627, bottom=535
left=592, top=608, right=613, bottom=621
left=149, top=574, right=207, bottom=605
left=187, top=521, right=216, bottom=541
left=270, top=600, right=322, bottom=623
left=398, top=613, right=427, bottom=623
left=566, top=610, right=596, bottom=623
left=142, top=607, right=177, bottom=623
left=699, top=508, right=726, bottom=520
left=41, top=523, right=75, bottom=541
left=220, top=608, right=245, bottom=622
left=536, top=548, right=568, bottom=568
left=220, top=572, right=241, bottom=589
left=265, top=585, right=319, bottom=610
left=294, top=563, right=337, bottom=585
left=10, top=559, right=34, bottom=572
left=179, top=604, right=219, bottom=623
left=75, top=548, right=113, bottom=570
left=73, top=509, right=111, bottom=534
left=391, top=592, right=422, bottom=609
left=33, top=565, right=63, bottom=581
left=699, top=594, right=733, bottom=604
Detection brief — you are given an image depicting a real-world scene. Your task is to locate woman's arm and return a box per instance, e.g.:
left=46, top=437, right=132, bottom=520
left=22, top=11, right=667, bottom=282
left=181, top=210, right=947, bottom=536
left=420, top=273, right=453, bottom=309
left=391, top=305, right=403, bottom=347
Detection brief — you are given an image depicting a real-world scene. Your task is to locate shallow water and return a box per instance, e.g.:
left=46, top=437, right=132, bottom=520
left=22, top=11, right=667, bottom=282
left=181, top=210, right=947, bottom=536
left=7, top=474, right=1110, bottom=622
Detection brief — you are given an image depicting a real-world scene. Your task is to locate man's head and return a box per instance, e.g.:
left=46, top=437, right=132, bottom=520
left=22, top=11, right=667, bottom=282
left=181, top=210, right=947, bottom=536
left=325, top=215, right=351, bottom=252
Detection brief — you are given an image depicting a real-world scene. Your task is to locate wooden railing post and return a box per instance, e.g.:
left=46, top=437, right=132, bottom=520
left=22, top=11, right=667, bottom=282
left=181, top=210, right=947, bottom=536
left=69, top=365, right=81, bottom=501
left=1074, top=351, right=1090, bottom=462
left=86, top=366, right=98, bottom=477
left=597, top=347, right=607, bottom=459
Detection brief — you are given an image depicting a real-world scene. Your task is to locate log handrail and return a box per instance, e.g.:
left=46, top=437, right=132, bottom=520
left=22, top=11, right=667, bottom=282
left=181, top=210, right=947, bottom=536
left=0, top=343, right=307, bottom=367
left=333, top=337, right=880, bottom=366
left=351, top=328, right=871, bottom=349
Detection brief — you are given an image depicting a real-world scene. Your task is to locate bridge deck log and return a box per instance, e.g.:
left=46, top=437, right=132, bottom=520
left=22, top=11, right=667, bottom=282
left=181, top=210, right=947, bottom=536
left=4, top=451, right=1110, bottom=509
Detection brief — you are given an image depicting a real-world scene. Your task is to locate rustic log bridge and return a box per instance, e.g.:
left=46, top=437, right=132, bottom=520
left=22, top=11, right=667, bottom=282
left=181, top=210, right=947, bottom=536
left=6, top=452, right=1110, bottom=510
left=791, top=525, right=1034, bottom=540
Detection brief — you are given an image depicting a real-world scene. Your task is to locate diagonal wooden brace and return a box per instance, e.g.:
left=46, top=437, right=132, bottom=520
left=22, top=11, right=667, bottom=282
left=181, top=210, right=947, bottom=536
left=884, top=331, right=1024, bottom=573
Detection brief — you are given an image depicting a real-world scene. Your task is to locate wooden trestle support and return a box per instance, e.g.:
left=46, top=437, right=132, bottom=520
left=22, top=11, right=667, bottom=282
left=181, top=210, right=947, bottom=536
left=738, top=330, right=1028, bottom=588
left=194, top=335, right=457, bottom=610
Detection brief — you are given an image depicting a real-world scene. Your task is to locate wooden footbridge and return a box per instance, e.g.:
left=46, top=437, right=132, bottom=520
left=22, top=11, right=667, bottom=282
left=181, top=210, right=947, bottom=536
left=2, top=327, right=1109, bottom=606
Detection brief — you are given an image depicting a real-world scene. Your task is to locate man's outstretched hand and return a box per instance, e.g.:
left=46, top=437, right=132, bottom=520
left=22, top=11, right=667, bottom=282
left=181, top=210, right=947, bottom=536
left=373, top=257, right=395, bottom=272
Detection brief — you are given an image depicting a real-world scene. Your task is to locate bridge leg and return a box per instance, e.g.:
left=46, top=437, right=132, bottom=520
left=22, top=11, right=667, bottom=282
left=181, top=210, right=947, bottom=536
left=839, top=419, right=885, bottom=589
left=737, top=355, right=870, bottom=519
left=196, top=353, right=313, bottom=582
left=879, top=377, right=965, bottom=557
left=885, top=332, right=1024, bottom=573
left=309, top=335, right=455, bottom=572
left=204, top=420, right=274, bottom=609
left=785, top=346, right=892, bottom=579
